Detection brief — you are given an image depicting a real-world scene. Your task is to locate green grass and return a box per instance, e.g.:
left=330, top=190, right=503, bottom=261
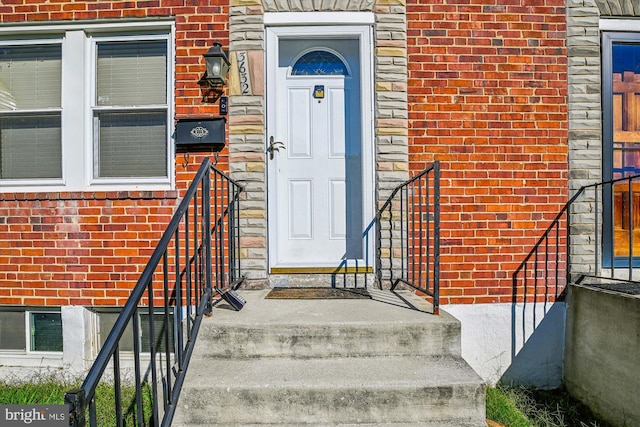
left=0, top=375, right=612, bottom=427
left=0, top=373, right=154, bottom=426
left=487, top=383, right=612, bottom=427
left=486, top=385, right=532, bottom=427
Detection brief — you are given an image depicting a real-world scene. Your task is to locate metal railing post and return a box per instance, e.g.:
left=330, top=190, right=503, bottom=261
left=433, top=161, right=440, bottom=315
left=64, top=158, right=243, bottom=427
left=376, top=162, right=440, bottom=313
left=65, top=389, right=86, bottom=427
left=204, top=166, right=213, bottom=315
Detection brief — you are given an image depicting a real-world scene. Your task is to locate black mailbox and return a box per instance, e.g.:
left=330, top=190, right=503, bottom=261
left=175, top=117, right=226, bottom=152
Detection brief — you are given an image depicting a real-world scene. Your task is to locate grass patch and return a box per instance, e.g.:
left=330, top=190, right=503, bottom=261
left=487, top=383, right=612, bottom=427
left=0, top=374, right=154, bottom=426
left=486, top=385, right=531, bottom=427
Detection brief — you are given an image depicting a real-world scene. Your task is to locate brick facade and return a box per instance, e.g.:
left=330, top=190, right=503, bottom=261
left=0, top=1, right=230, bottom=306
left=407, top=0, right=569, bottom=304
left=0, top=0, right=571, bottom=307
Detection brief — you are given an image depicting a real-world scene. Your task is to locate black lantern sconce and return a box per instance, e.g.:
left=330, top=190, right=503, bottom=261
left=198, top=41, right=230, bottom=102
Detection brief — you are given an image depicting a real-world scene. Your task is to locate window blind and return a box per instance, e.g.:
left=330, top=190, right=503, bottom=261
left=95, top=111, right=167, bottom=178
left=0, top=45, right=62, bottom=180
left=96, top=40, right=167, bottom=106
left=0, top=114, right=62, bottom=179
left=94, top=40, right=168, bottom=179
left=0, top=45, right=61, bottom=110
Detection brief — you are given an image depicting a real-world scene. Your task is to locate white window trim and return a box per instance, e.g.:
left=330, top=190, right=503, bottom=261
left=0, top=20, right=175, bottom=193
left=600, top=18, right=640, bottom=31
left=264, top=12, right=375, bottom=26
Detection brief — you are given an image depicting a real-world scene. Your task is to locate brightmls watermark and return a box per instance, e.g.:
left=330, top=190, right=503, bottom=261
left=1, top=405, right=66, bottom=426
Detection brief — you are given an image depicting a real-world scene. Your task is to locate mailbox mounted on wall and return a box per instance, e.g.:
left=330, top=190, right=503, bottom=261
left=175, top=117, right=226, bottom=152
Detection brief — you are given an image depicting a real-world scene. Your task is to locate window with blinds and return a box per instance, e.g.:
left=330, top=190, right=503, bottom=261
left=0, top=22, right=174, bottom=192
left=0, top=45, right=62, bottom=180
left=94, top=40, right=168, bottom=179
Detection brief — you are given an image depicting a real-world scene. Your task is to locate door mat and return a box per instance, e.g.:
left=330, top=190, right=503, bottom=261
left=265, top=287, right=371, bottom=299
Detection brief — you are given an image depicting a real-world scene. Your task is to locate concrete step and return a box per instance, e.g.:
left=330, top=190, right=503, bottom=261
left=196, top=289, right=462, bottom=359
left=173, top=289, right=485, bottom=426
left=173, top=356, right=485, bottom=426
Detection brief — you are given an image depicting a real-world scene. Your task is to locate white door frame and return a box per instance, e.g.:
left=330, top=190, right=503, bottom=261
left=265, top=22, right=374, bottom=272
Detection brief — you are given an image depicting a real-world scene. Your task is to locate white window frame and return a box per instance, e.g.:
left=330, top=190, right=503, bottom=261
left=0, top=38, right=64, bottom=186
left=0, top=20, right=175, bottom=193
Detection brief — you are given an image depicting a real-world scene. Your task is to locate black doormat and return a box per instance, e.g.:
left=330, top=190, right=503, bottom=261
left=265, top=287, right=371, bottom=299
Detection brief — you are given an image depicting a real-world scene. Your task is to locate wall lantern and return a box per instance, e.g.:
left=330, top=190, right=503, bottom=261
left=198, top=41, right=230, bottom=102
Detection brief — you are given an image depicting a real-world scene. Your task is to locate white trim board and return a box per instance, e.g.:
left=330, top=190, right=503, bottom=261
left=264, top=12, right=375, bottom=26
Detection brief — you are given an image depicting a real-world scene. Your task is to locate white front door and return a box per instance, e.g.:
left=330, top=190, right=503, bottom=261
left=274, top=76, right=347, bottom=266
left=266, top=28, right=373, bottom=272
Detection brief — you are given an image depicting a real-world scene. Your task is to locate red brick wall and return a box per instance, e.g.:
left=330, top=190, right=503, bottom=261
left=407, top=0, right=568, bottom=304
left=0, top=1, right=229, bottom=306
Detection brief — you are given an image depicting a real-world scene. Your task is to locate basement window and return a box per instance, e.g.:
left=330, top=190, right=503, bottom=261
left=97, top=309, right=174, bottom=354
left=0, top=309, right=62, bottom=353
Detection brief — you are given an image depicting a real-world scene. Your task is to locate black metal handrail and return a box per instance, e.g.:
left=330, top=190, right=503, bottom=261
left=65, top=158, right=243, bottom=427
left=375, top=162, right=440, bottom=314
left=513, top=173, right=640, bottom=306
left=576, top=173, right=640, bottom=284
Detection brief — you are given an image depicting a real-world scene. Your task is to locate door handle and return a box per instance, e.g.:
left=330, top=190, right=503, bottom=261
left=268, top=136, right=286, bottom=160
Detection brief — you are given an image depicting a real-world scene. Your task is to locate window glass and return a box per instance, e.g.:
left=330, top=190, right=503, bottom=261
left=0, top=114, right=62, bottom=179
left=609, top=42, right=640, bottom=258
left=291, top=50, right=348, bottom=76
left=96, top=40, right=167, bottom=106
left=0, top=45, right=61, bottom=110
left=0, top=45, right=62, bottom=180
left=99, top=310, right=174, bottom=353
left=94, top=39, right=168, bottom=180
left=0, top=311, right=26, bottom=350
left=140, top=312, right=174, bottom=353
left=95, top=111, right=167, bottom=178
left=612, top=43, right=640, bottom=179
left=30, top=312, right=62, bottom=352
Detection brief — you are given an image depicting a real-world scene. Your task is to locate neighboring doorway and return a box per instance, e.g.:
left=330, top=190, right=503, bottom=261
left=603, top=32, right=640, bottom=265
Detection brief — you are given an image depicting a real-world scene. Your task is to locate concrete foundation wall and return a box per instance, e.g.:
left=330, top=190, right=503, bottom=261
left=565, top=285, right=640, bottom=427
left=443, top=301, right=565, bottom=389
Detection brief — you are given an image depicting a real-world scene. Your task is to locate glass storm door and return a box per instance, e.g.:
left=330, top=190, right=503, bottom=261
left=604, top=33, right=640, bottom=263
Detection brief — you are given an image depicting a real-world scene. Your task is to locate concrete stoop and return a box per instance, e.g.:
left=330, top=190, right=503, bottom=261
left=173, top=290, right=486, bottom=426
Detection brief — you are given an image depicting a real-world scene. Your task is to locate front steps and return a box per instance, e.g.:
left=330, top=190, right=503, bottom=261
left=173, top=289, right=486, bottom=426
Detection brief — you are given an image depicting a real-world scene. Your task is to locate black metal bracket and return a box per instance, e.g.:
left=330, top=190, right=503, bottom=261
left=65, top=388, right=86, bottom=427
left=221, top=290, right=246, bottom=311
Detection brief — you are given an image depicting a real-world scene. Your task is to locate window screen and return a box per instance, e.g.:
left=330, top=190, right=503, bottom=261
left=0, top=45, right=62, bottom=180
left=30, top=312, right=63, bottom=352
